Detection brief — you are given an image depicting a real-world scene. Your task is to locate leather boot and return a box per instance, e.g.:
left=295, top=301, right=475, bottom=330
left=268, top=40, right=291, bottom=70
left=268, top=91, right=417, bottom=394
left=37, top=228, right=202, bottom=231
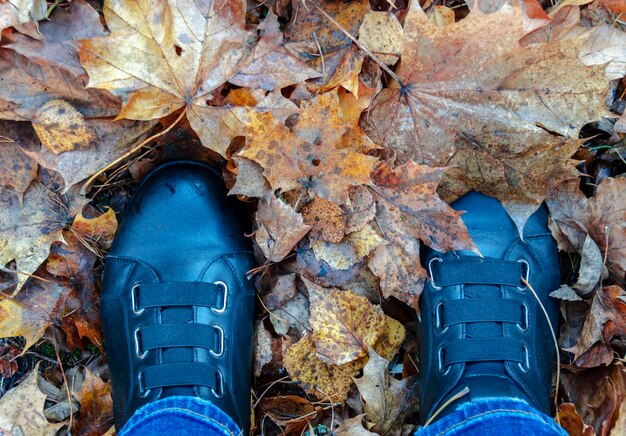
left=418, top=192, right=561, bottom=423
left=101, top=161, right=256, bottom=431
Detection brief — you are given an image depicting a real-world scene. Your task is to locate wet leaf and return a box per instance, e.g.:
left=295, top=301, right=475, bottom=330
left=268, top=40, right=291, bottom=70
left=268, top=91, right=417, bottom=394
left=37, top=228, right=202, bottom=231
left=0, top=121, right=38, bottom=201
left=240, top=91, right=377, bottom=204
left=0, top=364, right=63, bottom=435
left=73, top=368, right=114, bottom=436
left=354, top=347, right=419, bottom=434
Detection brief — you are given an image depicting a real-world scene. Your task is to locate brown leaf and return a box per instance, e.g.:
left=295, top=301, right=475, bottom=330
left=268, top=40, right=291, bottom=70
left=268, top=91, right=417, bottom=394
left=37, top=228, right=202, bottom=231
left=547, top=177, right=626, bottom=284
left=354, top=347, right=419, bottom=434
left=7, top=0, right=107, bottom=76
left=254, top=321, right=273, bottom=377
left=240, top=91, right=377, bottom=204
left=73, top=368, right=114, bottom=436
left=0, top=121, right=38, bottom=201
left=259, top=395, right=318, bottom=433
left=229, top=157, right=271, bottom=198
left=368, top=238, right=426, bottom=311
left=306, top=279, right=385, bottom=365
left=32, top=99, right=98, bottom=154
left=0, top=364, right=63, bottom=435
left=566, top=285, right=626, bottom=367
left=358, top=11, right=403, bottom=65
left=23, top=115, right=157, bottom=192
left=255, top=196, right=311, bottom=262
left=372, top=161, right=478, bottom=253
left=262, top=273, right=298, bottom=311
left=0, top=47, right=120, bottom=120
left=229, top=12, right=321, bottom=90
left=311, top=225, right=383, bottom=271
left=361, top=2, right=612, bottom=230
left=302, top=197, right=347, bottom=243
left=0, top=267, right=72, bottom=351
left=557, top=403, right=595, bottom=436
left=335, top=414, right=378, bottom=435
left=285, top=0, right=369, bottom=95
left=0, top=175, right=88, bottom=292
left=562, top=362, right=626, bottom=435
left=344, top=185, right=376, bottom=234
left=0, top=0, right=47, bottom=39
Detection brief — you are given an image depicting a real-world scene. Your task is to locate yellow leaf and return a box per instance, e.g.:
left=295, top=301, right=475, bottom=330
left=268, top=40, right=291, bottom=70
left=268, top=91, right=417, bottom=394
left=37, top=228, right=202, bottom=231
left=32, top=99, right=97, bottom=154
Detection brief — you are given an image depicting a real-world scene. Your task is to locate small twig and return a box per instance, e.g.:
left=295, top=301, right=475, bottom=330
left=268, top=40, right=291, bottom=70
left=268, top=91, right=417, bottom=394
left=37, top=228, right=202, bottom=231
left=311, top=1, right=404, bottom=87
left=80, top=108, right=187, bottom=195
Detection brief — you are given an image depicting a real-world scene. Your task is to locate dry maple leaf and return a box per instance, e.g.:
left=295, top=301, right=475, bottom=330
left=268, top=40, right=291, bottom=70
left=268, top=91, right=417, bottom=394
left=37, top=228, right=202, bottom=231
left=0, top=267, right=72, bottom=351
left=557, top=403, right=595, bottom=436
left=255, top=196, right=311, bottom=262
left=240, top=91, right=377, bottom=204
left=360, top=1, right=621, bottom=231
left=73, top=368, right=114, bottom=435
left=285, top=0, right=369, bottom=95
left=354, top=347, right=419, bottom=434
left=7, top=0, right=107, bottom=76
left=372, top=161, right=478, bottom=253
left=0, top=364, right=63, bottom=435
left=305, top=278, right=385, bottom=365
left=259, top=395, right=318, bottom=434
left=0, top=121, right=38, bottom=201
left=229, top=11, right=321, bottom=90
left=547, top=177, right=626, bottom=284
left=0, top=174, right=88, bottom=292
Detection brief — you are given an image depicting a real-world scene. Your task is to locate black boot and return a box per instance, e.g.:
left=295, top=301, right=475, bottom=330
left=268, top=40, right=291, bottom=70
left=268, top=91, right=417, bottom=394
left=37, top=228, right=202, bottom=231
left=101, top=161, right=256, bottom=431
left=418, top=192, right=561, bottom=423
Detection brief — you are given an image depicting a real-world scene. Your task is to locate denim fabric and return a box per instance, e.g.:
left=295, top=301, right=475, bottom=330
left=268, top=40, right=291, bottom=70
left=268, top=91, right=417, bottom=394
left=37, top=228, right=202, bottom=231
left=120, top=396, right=566, bottom=436
left=119, top=396, right=242, bottom=436
left=414, top=398, right=568, bottom=436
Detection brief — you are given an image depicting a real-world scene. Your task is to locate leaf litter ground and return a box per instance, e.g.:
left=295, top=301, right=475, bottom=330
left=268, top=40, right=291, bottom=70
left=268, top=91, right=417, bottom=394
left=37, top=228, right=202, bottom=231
left=0, top=0, right=626, bottom=435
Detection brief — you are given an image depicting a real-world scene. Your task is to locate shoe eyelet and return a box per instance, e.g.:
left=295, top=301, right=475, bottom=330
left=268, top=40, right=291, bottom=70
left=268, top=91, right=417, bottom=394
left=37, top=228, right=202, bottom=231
left=518, top=303, right=529, bottom=332
left=518, top=344, right=530, bottom=373
left=210, top=325, right=224, bottom=358
left=211, top=369, right=224, bottom=398
left=212, top=281, right=228, bottom=314
left=428, top=257, right=443, bottom=290
left=517, top=260, right=530, bottom=291
left=435, top=302, right=449, bottom=333
left=437, top=347, right=451, bottom=375
left=138, top=370, right=151, bottom=398
left=134, top=327, right=148, bottom=359
left=131, top=284, right=144, bottom=315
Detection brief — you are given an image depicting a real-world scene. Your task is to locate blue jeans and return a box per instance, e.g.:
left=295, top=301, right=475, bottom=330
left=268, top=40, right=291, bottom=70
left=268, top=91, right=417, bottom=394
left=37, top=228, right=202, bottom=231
left=120, top=396, right=567, bottom=435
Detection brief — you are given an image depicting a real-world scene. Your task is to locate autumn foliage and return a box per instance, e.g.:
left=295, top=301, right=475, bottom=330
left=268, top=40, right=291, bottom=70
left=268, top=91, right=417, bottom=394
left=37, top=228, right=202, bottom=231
left=0, top=0, right=625, bottom=434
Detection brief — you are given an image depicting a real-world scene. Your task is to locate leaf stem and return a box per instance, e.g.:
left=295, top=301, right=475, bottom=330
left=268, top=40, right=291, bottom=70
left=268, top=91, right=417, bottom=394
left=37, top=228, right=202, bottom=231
left=80, top=108, right=187, bottom=196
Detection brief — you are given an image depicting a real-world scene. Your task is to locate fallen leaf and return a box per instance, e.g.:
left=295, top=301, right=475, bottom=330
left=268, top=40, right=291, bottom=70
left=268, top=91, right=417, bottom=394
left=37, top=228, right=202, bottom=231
left=7, top=0, right=107, bottom=76
left=306, top=279, right=385, bottom=365
left=240, top=91, right=377, bottom=204
left=0, top=364, right=63, bottom=435
left=228, top=157, right=271, bottom=198
left=23, top=116, right=157, bottom=192
left=311, top=225, right=383, bottom=270
left=0, top=175, right=88, bottom=292
left=0, top=121, right=38, bottom=201
left=354, top=347, right=419, bottom=434
left=0, top=268, right=72, bottom=351
left=285, top=0, right=369, bottom=95
left=565, top=285, right=626, bottom=367
left=32, top=99, right=98, bottom=154
left=358, top=11, right=403, bottom=65
left=557, top=403, right=595, bottom=436
left=254, top=321, right=273, bottom=377
left=372, top=161, right=477, bottom=253
left=255, top=196, right=311, bottom=262
left=562, top=362, right=626, bottom=435
left=429, top=5, right=456, bottom=27
left=0, top=47, right=120, bottom=120
left=73, top=368, right=114, bottom=436
left=0, top=0, right=47, bottom=39
left=344, top=186, right=376, bottom=234
left=547, top=177, right=626, bottom=284
left=361, top=1, right=614, bottom=230
left=229, top=11, right=321, bottom=90
left=262, top=273, right=298, bottom=311
left=335, top=414, right=378, bottom=435
left=573, top=235, right=608, bottom=296
left=259, top=395, right=318, bottom=433
left=302, top=197, right=347, bottom=243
